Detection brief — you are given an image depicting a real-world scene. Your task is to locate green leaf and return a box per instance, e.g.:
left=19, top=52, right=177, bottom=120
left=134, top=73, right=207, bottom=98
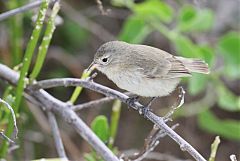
left=197, top=46, right=215, bottom=66
left=118, top=15, right=152, bottom=43
left=198, top=110, right=240, bottom=140
left=133, top=0, right=173, bottom=23
left=177, top=5, right=214, bottom=32
left=188, top=46, right=214, bottom=95
left=217, top=32, right=240, bottom=79
left=170, top=34, right=199, bottom=57
left=91, top=115, right=110, bottom=143
left=189, top=74, right=208, bottom=95
left=217, top=85, right=240, bottom=111
left=59, top=19, right=89, bottom=51
left=84, top=153, right=97, bottom=161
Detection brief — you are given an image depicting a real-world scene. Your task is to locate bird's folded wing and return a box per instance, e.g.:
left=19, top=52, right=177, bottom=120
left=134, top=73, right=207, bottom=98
left=137, top=56, right=192, bottom=79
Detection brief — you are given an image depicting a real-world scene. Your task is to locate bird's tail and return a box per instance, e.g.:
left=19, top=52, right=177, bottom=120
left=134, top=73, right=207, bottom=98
left=176, top=56, right=210, bottom=74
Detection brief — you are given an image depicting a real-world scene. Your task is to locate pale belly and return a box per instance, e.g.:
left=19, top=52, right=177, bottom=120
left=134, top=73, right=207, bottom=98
left=104, top=70, right=180, bottom=97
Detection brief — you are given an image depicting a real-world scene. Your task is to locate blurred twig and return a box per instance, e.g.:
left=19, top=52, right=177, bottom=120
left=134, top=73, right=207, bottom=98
left=95, top=0, right=110, bottom=15
left=61, top=1, right=115, bottom=42
left=123, top=150, right=192, bottom=161
left=73, top=96, right=115, bottom=111
left=124, top=124, right=179, bottom=161
left=47, top=111, right=67, bottom=159
left=0, top=0, right=42, bottom=21
left=0, top=0, right=57, bottom=21
left=72, top=92, right=131, bottom=111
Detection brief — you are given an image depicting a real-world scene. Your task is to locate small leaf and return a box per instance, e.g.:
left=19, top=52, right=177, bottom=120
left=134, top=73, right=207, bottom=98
left=188, top=46, right=214, bottom=95
left=189, top=74, right=207, bottom=95
left=198, top=110, right=240, bottom=140
left=217, top=32, right=240, bottom=79
left=133, top=0, right=173, bottom=23
left=217, top=85, right=240, bottom=111
left=177, top=5, right=214, bottom=32
left=197, top=46, right=215, bottom=66
left=84, top=153, right=97, bottom=161
left=118, top=15, right=152, bottom=43
left=91, top=115, right=110, bottom=143
left=170, top=34, right=199, bottom=57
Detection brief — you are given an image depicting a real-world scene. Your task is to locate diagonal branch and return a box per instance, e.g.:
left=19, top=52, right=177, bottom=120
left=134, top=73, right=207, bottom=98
left=28, top=78, right=206, bottom=161
left=0, top=64, right=119, bottom=161
left=47, top=111, right=67, bottom=159
left=0, top=0, right=57, bottom=21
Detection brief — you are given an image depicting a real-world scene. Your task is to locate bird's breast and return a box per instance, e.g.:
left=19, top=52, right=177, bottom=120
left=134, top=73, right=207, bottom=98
left=102, top=67, right=180, bottom=97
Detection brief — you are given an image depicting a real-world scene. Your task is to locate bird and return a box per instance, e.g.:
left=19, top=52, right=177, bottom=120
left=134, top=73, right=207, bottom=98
left=87, top=41, right=209, bottom=98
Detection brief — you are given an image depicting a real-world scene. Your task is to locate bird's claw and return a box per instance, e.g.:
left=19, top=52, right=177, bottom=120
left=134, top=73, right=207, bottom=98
left=140, top=106, right=150, bottom=118
left=126, top=96, right=139, bottom=109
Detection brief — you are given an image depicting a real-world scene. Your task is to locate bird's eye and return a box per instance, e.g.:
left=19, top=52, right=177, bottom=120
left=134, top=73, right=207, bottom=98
left=102, top=57, right=108, bottom=63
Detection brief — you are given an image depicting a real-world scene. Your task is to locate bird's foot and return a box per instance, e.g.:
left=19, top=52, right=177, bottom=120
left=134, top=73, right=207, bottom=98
left=141, top=97, right=157, bottom=118
left=126, top=96, right=139, bottom=109
left=140, top=106, right=150, bottom=118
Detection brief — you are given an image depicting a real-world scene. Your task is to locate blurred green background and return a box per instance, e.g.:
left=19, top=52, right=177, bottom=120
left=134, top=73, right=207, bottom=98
left=0, top=0, right=239, bottom=160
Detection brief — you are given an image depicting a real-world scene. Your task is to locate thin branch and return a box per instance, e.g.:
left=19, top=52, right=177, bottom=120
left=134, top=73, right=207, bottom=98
left=126, top=124, right=179, bottom=161
left=0, top=0, right=57, bottom=21
left=47, top=111, right=67, bottom=159
left=0, top=98, right=18, bottom=140
left=0, top=64, right=119, bottom=161
left=95, top=0, right=110, bottom=15
left=72, top=92, right=131, bottom=111
left=123, top=150, right=192, bottom=161
left=28, top=78, right=207, bottom=161
left=72, top=96, right=115, bottom=111
left=61, top=1, right=115, bottom=42
left=163, top=86, right=185, bottom=122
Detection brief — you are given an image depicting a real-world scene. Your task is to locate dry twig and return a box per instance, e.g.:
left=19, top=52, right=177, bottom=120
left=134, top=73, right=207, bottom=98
left=95, top=0, right=111, bottom=15
left=47, top=111, right=67, bottom=159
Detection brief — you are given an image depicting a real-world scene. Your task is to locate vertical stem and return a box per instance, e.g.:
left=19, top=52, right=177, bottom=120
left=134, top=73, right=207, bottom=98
left=30, top=2, right=60, bottom=81
left=69, top=69, right=92, bottom=104
left=108, top=100, right=121, bottom=149
left=0, top=0, right=49, bottom=157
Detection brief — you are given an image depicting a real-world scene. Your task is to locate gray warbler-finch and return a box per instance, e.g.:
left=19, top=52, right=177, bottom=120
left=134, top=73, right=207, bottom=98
left=87, top=41, right=209, bottom=97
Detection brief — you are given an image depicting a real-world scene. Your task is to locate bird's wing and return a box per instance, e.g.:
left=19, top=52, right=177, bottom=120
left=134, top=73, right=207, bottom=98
left=131, top=45, right=192, bottom=79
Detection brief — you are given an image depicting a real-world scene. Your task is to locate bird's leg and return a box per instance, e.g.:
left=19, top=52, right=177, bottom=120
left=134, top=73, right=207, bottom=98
left=141, top=97, right=157, bottom=118
left=126, top=95, right=140, bottom=108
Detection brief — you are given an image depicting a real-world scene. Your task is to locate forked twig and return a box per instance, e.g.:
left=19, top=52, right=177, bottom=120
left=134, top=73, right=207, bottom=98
left=95, top=0, right=111, bottom=15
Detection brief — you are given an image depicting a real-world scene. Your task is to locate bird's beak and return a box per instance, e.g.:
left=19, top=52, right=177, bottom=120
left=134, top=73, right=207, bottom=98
left=87, top=61, right=97, bottom=72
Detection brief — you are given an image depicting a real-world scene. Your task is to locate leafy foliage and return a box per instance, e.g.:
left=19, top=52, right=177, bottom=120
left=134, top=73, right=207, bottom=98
left=116, top=0, right=239, bottom=140
left=198, top=110, right=240, bottom=140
